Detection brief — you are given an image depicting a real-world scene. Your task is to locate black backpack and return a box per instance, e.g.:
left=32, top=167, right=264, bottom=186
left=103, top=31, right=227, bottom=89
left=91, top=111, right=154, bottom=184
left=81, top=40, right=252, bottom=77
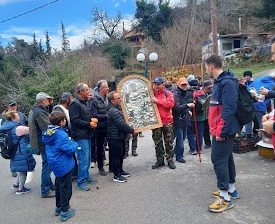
left=193, top=90, right=207, bottom=113
left=0, top=130, right=18, bottom=160
left=236, top=84, right=255, bottom=126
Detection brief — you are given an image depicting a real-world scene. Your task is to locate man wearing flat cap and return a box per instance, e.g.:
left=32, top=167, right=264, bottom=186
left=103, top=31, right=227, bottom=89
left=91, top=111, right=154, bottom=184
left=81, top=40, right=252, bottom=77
left=151, top=77, right=176, bottom=169
left=28, top=92, right=55, bottom=198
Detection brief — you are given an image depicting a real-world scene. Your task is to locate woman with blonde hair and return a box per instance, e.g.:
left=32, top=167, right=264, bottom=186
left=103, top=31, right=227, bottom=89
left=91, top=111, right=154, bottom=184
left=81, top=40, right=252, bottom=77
left=0, top=110, right=36, bottom=194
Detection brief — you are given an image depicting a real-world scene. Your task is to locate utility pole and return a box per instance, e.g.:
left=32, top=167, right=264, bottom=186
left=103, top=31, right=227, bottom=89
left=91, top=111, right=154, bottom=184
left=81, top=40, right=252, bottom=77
left=181, top=0, right=197, bottom=65
left=210, top=0, right=218, bottom=55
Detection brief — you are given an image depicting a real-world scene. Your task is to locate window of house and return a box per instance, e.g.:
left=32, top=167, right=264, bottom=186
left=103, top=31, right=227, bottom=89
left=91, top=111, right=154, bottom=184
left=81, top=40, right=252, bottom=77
left=222, top=43, right=233, bottom=51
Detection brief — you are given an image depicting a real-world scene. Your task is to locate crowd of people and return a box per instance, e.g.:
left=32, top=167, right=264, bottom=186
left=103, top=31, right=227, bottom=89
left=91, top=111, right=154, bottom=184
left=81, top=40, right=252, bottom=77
left=0, top=36, right=275, bottom=221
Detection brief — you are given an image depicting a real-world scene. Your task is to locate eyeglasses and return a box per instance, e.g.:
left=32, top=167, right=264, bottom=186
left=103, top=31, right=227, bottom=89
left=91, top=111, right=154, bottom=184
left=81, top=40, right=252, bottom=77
left=9, top=103, right=16, bottom=107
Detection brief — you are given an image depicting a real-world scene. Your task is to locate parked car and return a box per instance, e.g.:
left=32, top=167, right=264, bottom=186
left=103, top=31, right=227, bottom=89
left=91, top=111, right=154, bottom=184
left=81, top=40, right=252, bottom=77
left=224, top=47, right=254, bottom=62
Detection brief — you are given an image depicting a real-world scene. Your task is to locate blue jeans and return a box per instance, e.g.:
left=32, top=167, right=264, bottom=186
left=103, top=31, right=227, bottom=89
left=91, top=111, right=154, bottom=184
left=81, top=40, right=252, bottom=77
left=187, top=121, right=204, bottom=151
left=75, top=139, right=91, bottom=186
left=41, top=151, right=53, bottom=194
left=174, top=126, right=187, bottom=160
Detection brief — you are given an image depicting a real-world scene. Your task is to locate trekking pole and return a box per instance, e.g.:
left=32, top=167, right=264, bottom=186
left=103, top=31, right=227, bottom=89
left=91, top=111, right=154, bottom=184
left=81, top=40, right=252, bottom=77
left=192, top=106, right=202, bottom=162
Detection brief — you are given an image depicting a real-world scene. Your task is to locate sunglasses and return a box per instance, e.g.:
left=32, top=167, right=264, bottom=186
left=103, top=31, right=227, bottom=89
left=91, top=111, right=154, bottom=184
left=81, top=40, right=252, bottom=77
left=9, top=103, right=16, bottom=107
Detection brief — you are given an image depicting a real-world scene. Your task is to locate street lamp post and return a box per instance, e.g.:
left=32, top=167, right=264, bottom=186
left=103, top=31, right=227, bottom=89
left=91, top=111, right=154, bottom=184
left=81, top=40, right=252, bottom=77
left=136, top=52, right=158, bottom=80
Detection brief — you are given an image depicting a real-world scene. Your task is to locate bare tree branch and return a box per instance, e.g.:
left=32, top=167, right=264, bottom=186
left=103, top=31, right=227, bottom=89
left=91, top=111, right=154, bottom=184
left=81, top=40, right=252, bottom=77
left=91, top=7, right=122, bottom=39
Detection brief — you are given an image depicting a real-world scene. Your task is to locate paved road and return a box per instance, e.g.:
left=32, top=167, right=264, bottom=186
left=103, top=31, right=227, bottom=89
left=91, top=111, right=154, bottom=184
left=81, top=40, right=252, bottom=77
left=0, top=131, right=274, bottom=224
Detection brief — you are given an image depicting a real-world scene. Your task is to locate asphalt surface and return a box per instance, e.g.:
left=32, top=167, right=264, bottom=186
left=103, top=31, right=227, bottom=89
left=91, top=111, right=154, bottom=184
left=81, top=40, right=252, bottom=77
left=0, top=131, right=275, bottom=224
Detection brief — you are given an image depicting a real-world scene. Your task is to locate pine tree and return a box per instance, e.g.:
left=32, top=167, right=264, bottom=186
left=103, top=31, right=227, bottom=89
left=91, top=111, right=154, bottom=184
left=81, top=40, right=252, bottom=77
left=45, top=31, right=51, bottom=56
left=31, top=33, right=39, bottom=62
left=61, top=21, right=70, bottom=53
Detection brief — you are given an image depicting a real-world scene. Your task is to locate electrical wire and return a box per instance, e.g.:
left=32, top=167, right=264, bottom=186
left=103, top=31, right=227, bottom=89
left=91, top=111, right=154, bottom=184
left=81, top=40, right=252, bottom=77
left=0, top=0, right=60, bottom=24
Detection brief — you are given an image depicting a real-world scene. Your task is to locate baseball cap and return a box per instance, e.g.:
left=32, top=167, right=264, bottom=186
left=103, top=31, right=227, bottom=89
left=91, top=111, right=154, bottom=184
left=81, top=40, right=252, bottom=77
left=153, top=77, right=165, bottom=84
left=36, top=92, right=54, bottom=101
left=202, top=80, right=213, bottom=88
left=8, top=100, right=17, bottom=106
left=60, top=92, right=72, bottom=101
left=178, top=77, right=188, bottom=85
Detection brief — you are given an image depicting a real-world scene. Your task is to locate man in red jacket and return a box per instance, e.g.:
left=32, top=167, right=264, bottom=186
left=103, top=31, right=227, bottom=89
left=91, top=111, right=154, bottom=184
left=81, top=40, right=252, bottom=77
left=151, top=77, right=176, bottom=169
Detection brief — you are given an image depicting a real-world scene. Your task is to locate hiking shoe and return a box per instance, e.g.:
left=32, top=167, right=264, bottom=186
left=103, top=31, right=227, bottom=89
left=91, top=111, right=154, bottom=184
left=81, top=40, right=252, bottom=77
left=11, top=184, right=19, bottom=190
left=212, top=190, right=240, bottom=199
left=209, top=196, right=235, bottom=213
left=189, top=150, right=197, bottom=155
left=55, top=207, right=61, bottom=216
left=176, top=158, right=186, bottom=163
left=41, top=190, right=55, bottom=198
left=132, top=151, right=138, bottom=156
left=121, top=171, right=130, bottom=178
left=77, top=183, right=90, bottom=191
left=168, top=160, right=176, bottom=169
left=99, top=168, right=107, bottom=176
left=113, top=175, right=127, bottom=183
left=16, top=187, right=31, bottom=195
left=60, top=208, right=75, bottom=222
left=152, top=161, right=165, bottom=169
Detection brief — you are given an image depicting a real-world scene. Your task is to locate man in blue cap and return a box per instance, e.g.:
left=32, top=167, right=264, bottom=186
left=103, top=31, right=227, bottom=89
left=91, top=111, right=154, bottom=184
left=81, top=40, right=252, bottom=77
left=151, top=77, right=176, bottom=169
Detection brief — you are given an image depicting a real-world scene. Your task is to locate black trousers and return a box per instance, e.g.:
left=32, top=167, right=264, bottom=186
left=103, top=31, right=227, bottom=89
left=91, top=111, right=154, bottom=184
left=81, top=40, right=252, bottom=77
left=211, top=136, right=236, bottom=190
left=95, top=132, right=107, bottom=169
left=108, top=139, right=125, bottom=176
left=203, top=119, right=211, bottom=146
left=55, top=169, right=73, bottom=212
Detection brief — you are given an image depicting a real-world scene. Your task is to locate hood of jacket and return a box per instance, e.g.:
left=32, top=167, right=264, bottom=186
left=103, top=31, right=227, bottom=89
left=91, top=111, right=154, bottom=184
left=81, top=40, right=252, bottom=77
left=42, top=125, right=61, bottom=146
left=215, top=70, right=238, bottom=84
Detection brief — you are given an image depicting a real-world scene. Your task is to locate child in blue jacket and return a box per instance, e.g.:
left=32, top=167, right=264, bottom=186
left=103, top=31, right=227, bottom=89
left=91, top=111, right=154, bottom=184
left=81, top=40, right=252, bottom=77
left=42, top=111, right=78, bottom=222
